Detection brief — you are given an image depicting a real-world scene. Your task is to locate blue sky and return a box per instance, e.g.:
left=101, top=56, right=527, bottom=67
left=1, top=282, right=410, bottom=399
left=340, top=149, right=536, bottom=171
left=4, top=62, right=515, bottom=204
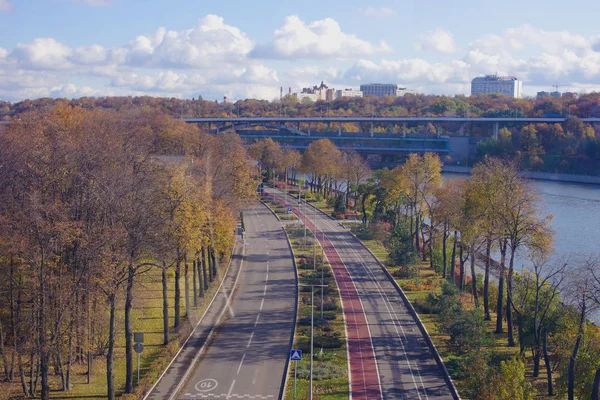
left=1, top=0, right=600, bottom=101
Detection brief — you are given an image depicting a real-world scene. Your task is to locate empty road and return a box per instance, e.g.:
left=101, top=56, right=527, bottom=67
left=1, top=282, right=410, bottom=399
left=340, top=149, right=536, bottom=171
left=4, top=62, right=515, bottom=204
left=177, top=202, right=297, bottom=399
left=266, top=188, right=455, bottom=400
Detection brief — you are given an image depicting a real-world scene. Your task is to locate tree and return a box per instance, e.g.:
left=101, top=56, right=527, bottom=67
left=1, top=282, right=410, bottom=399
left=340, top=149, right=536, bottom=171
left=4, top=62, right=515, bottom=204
left=497, top=357, right=536, bottom=400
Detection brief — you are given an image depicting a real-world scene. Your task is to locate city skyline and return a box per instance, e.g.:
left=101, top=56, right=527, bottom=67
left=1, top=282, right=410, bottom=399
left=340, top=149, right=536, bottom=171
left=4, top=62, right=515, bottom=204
left=1, top=0, right=600, bottom=101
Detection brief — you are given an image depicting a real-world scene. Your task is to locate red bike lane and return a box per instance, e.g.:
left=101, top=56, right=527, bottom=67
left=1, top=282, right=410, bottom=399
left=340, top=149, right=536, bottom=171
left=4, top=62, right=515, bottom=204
left=269, top=192, right=382, bottom=400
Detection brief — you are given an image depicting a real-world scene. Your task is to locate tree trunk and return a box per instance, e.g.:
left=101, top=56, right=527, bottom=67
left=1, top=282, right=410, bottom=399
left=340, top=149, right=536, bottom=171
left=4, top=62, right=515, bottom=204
left=211, top=248, right=217, bottom=278
left=18, top=353, right=29, bottom=397
left=533, top=348, right=541, bottom=378
left=415, top=213, right=420, bottom=255
left=184, top=256, right=190, bottom=317
left=66, top=316, right=74, bottom=390
left=192, top=258, right=198, bottom=307
left=442, top=224, right=448, bottom=279
left=543, top=328, right=553, bottom=396
left=421, top=218, right=427, bottom=262
left=162, top=262, right=169, bottom=345
left=198, top=257, right=205, bottom=297
left=496, top=240, right=507, bottom=334
left=591, top=367, right=600, bottom=400
left=568, top=301, right=586, bottom=400
left=124, top=264, right=134, bottom=393
left=39, top=258, right=50, bottom=400
left=459, top=245, right=465, bottom=290
left=174, top=258, right=181, bottom=329
left=202, top=247, right=209, bottom=288
left=470, top=250, right=478, bottom=304
left=507, top=247, right=516, bottom=347
left=0, top=325, right=9, bottom=380
left=450, top=231, right=457, bottom=282
left=106, top=293, right=116, bottom=400
left=483, top=238, right=492, bottom=320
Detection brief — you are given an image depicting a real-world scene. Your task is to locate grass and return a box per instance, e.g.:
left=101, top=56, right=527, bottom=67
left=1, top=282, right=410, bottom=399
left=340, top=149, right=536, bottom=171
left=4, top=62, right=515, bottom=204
left=2, top=257, right=232, bottom=400
left=282, top=225, right=349, bottom=400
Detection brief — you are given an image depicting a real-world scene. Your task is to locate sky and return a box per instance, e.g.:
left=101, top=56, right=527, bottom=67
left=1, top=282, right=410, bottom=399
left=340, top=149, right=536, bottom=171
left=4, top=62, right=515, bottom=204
left=1, top=0, right=600, bottom=101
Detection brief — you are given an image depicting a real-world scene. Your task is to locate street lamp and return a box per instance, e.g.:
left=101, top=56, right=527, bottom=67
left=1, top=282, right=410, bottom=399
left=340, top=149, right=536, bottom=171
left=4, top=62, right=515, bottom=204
left=298, top=283, right=327, bottom=400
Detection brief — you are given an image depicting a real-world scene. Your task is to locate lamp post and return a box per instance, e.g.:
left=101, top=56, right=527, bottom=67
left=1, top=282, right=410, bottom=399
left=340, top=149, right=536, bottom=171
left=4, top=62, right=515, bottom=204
left=298, top=283, right=327, bottom=400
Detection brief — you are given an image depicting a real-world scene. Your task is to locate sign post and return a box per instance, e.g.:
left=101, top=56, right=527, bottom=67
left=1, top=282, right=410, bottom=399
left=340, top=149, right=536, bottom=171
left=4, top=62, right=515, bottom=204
left=290, top=349, right=302, bottom=400
left=133, top=332, right=144, bottom=383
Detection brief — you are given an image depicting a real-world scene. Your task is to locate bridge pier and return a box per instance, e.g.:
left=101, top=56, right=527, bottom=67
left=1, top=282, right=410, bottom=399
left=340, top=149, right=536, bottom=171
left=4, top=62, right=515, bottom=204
left=370, top=122, right=374, bottom=137
left=338, top=123, right=342, bottom=136
left=403, top=122, right=407, bottom=138
left=307, top=122, right=311, bottom=135
left=493, top=122, right=499, bottom=139
left=437, top=126, right=442, bottom=138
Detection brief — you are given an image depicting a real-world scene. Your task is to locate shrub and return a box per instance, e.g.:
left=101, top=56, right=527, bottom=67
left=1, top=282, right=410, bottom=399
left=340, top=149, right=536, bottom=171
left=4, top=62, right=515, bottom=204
left=296, top=363, right=345, bottom=380
left=387, top=223, right=418, bottom=271
left=314, top=331, right=344, bottom=349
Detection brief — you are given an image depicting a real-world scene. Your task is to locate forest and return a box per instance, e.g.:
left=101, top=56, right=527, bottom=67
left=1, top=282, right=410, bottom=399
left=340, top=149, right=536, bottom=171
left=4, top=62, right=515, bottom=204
left=0, top=104, right=257, bottom=399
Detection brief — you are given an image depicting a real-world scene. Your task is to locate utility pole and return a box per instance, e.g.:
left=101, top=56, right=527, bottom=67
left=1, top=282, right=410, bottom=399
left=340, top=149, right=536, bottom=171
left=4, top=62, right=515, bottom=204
left=298, top=283, right=327, bottom=400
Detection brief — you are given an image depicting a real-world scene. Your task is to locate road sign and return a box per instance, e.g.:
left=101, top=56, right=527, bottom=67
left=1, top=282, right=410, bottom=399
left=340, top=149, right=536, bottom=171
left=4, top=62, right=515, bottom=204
left=290, top=349, right=302, bottom=361
left=134, top=343, right=144, bottom=354
left=133, top=332, right=144, bottom=343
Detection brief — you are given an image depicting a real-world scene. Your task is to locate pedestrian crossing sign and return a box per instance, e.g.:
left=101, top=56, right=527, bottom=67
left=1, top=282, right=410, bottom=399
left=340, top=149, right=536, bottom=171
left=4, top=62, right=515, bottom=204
left=290, top=349, right=302, bottom=361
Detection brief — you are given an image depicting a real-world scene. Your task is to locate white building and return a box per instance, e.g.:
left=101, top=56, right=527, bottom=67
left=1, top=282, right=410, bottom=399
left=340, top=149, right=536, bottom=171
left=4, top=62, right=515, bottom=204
left=360, top=83, right=416, bottom=97
left=335, top=88, right=363, bottom=99
left=471, top=75, right=522, bottom=98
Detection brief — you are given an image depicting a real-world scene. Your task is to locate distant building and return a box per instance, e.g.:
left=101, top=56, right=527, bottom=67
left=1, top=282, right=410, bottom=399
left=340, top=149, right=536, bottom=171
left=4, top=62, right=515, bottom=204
left=360, top=83, right=416, bottom=97
left=298, top=81, right=329, bottom=101
left=471, top=75, right=522, bottom=98
left=537, top=91, right=561, bottom=99
left=335, top=88, right=363, bottom=99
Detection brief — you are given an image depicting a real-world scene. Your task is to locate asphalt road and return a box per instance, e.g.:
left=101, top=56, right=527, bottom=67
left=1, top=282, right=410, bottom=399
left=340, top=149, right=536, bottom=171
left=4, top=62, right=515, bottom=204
left=177, top=202, right=297, bottom=400
left=267, top=188, right=454, bottom=400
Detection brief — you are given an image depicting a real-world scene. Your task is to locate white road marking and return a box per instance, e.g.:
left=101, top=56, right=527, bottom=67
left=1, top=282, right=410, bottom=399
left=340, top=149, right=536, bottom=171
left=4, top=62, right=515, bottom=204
left=236, top=353, right=246, bottom=375
left=226, top=380, right=235, bottom=399
left=260, top=298, right=264, bottom=310
left=254, top=313, right=260, bottom=327
left=246, top=331, right=254, bottom=348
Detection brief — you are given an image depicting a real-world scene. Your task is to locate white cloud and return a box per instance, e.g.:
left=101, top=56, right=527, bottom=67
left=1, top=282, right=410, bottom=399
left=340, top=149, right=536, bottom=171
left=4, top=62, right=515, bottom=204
left=359, top=6, right=397, bottom=18
left=4, top=19, right=600, bottom=101
left=9, top=38, right=74, bottom=70
left=0, top=0, right=12, bottom=12
left=125, top=15, right=254, bottom=68
left=417, top=29, right=457, bottom=54
left=251, top=15, right=392, bottom=59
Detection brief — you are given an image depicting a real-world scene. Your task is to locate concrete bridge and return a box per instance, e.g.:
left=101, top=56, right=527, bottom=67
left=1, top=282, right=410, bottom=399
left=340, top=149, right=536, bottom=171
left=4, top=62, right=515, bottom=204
left=183, top=116, right=600, bottom=139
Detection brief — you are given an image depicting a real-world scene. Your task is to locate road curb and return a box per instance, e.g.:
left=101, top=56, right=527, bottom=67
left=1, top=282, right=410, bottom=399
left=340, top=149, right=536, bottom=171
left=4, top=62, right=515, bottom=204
left=347, top=230, right=461, bottom=400
left=260, top=198, right=300, bottom=400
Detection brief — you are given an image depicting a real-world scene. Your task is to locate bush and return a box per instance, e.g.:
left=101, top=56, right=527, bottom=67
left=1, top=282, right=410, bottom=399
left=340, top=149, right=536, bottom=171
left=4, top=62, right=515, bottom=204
left=387, top=223, right=418, bottom=270
left=314, top=331, right=344, bottom=349
left=333, top=193, right=346, bottom=214
left=296, top=363, right=345, bottom=380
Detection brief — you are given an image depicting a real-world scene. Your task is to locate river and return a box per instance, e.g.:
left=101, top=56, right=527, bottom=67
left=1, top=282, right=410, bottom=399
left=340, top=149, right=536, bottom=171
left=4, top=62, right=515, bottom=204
left=444, top=173, right=600, bottom=269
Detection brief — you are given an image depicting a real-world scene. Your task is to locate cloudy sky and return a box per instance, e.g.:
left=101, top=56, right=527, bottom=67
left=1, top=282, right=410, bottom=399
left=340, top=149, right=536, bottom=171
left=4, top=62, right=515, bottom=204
left=1, top=0, right=600, bottom=101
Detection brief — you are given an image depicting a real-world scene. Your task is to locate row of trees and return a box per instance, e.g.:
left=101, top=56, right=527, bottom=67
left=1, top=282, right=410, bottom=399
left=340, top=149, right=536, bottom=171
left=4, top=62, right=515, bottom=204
left=360, top=154, right=600, bottom=399
left=0, top=104, right=257, bottom=398
left=248, top=136, right=600, bottom=399
left=248, top=137, right=371, bottom=207
left=3, top=92, right=600, bottom=120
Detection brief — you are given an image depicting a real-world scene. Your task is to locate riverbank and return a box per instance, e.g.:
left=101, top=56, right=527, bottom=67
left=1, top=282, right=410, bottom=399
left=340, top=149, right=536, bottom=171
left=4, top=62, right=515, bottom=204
left=442, top=165, right=600, bottom=185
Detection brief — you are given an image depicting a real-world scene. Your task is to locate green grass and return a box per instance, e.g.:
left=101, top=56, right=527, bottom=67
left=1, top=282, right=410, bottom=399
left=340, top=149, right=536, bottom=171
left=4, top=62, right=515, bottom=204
left=283, top=226, right=349, bottom=400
